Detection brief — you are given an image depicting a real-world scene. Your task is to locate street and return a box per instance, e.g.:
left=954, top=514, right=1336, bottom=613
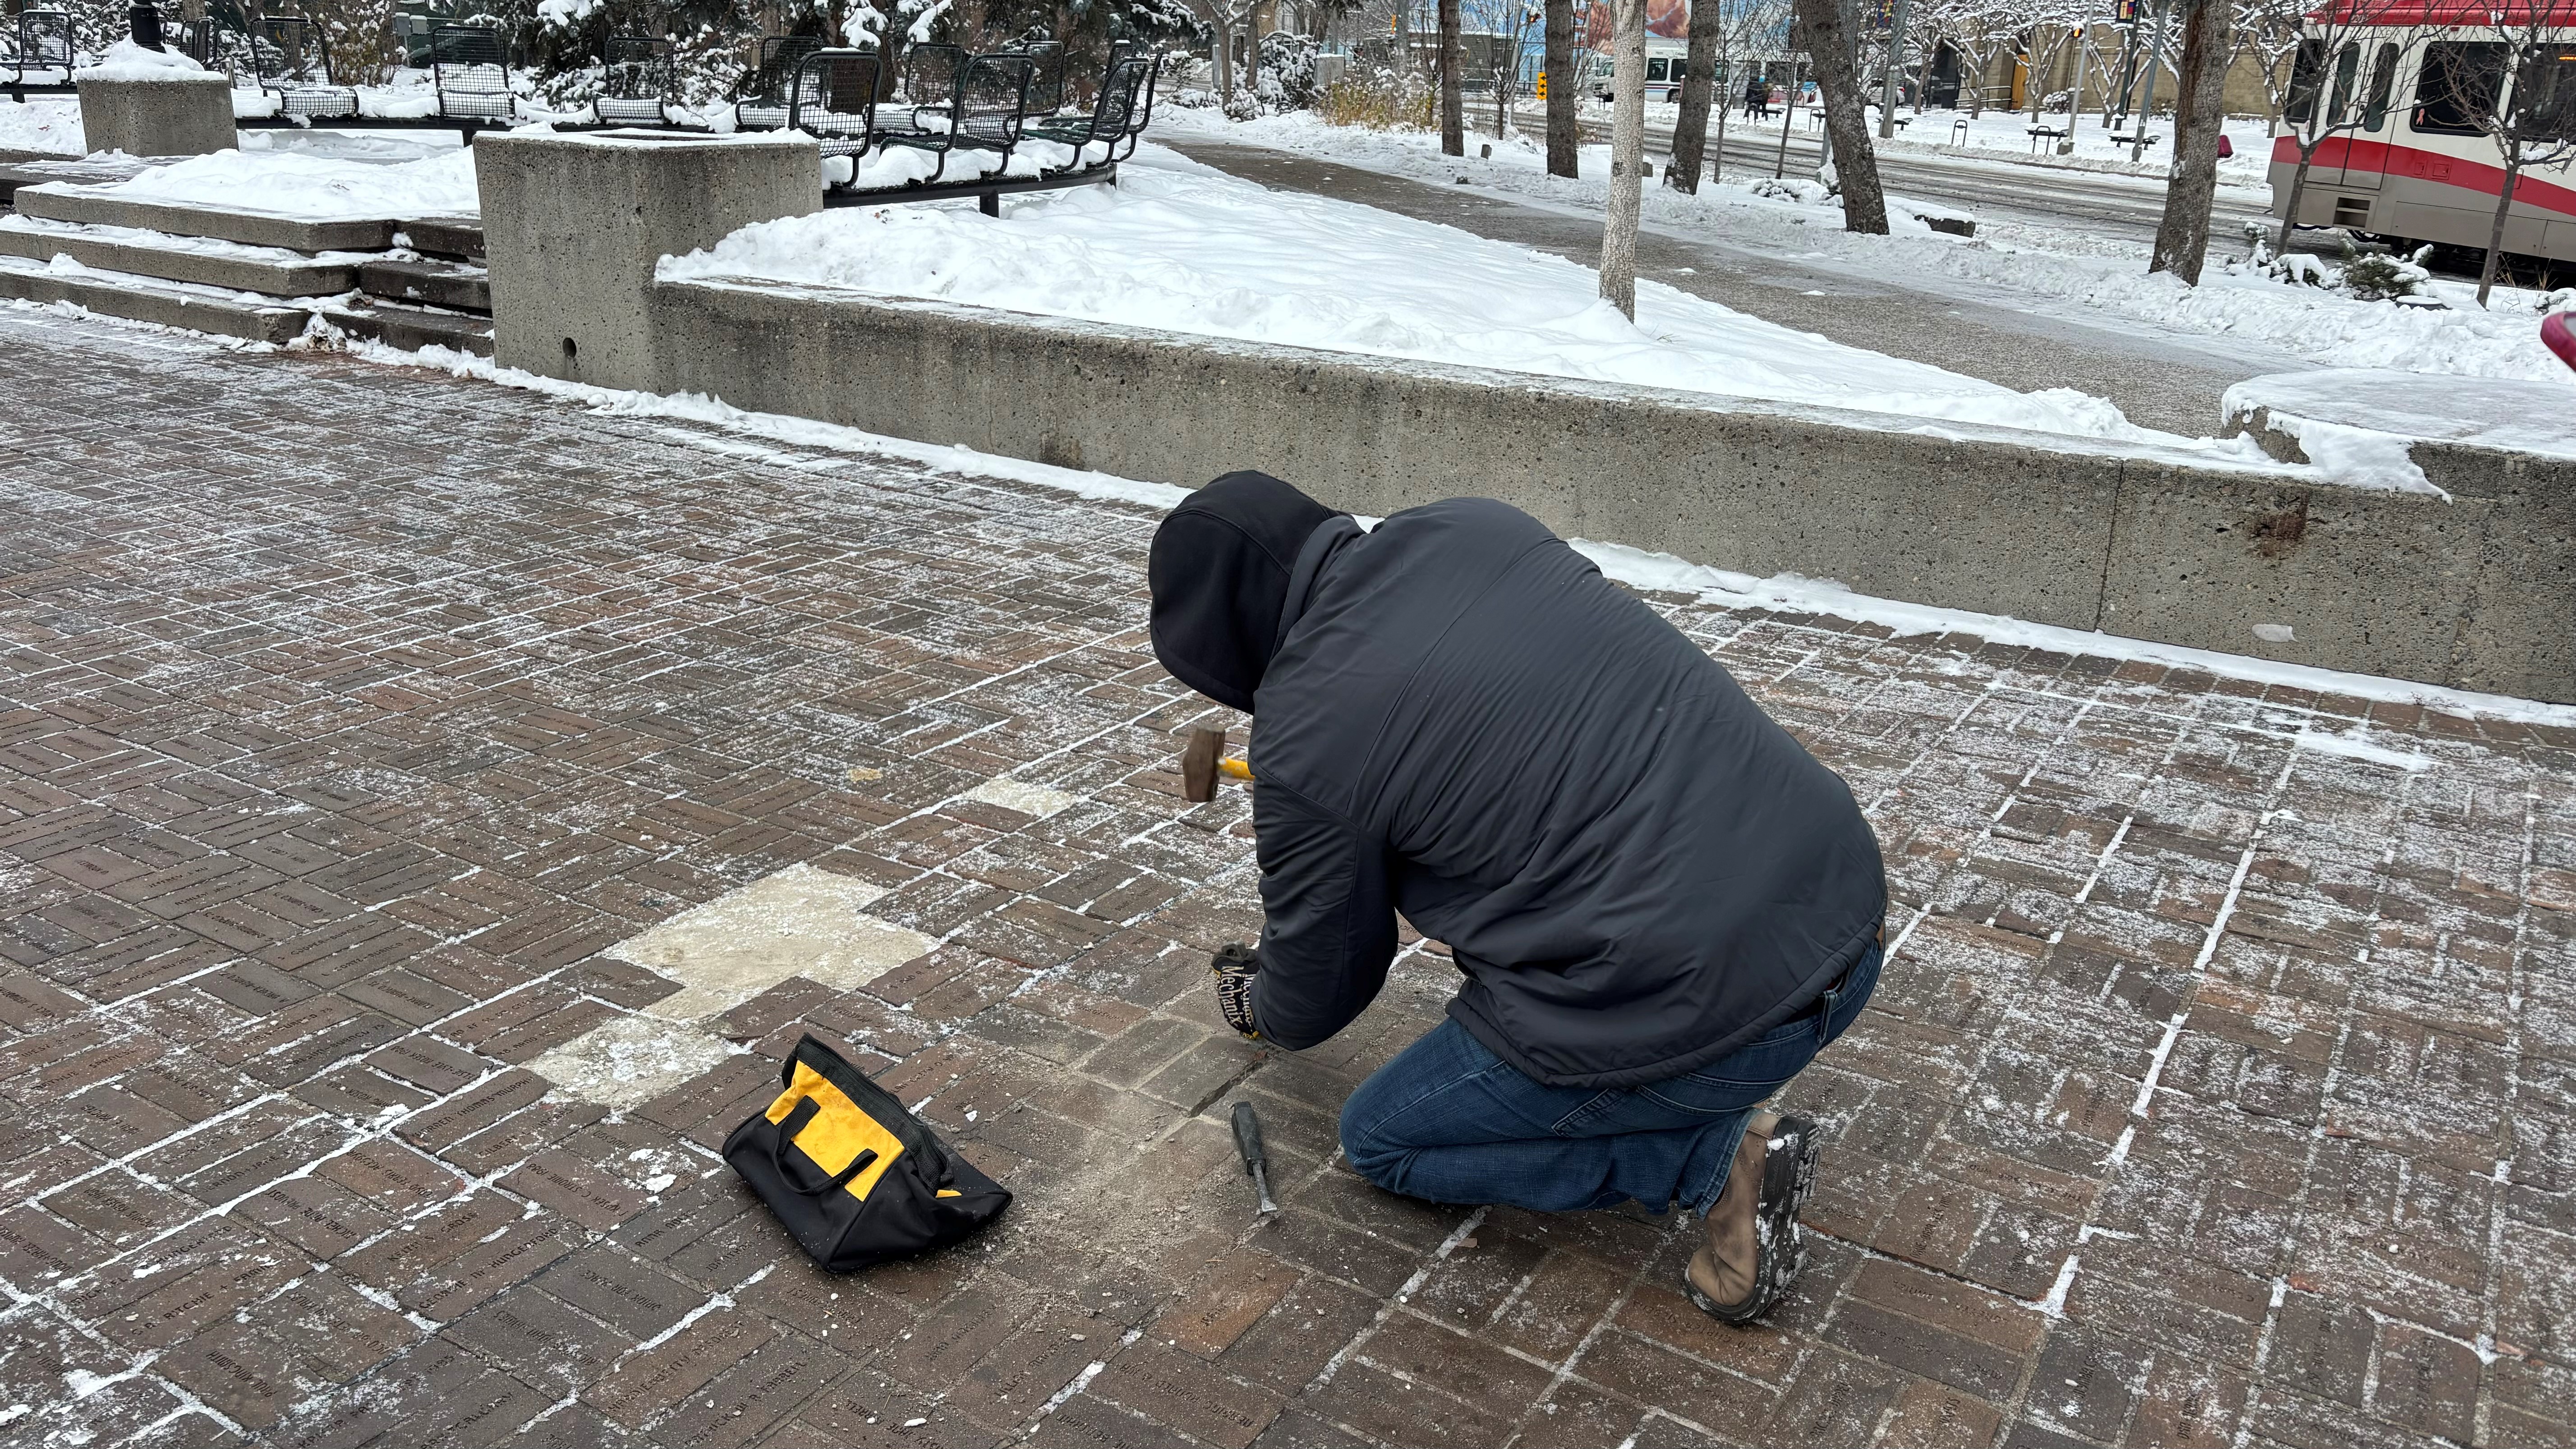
left=1503, top=103, right=2281, bottom=248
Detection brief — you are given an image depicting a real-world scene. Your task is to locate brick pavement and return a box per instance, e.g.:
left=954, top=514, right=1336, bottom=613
left=0, top=308, right=2571, bottom=1449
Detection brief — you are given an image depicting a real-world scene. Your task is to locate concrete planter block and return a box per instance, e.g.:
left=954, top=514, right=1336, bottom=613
left=645, top=281, right=2576, bottom=701
left=475, top=129, right=820, bottom=391
left=75, top=73, right=235, bottom=159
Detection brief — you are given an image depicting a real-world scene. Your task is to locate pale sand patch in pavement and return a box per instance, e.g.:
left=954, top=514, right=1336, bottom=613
left=530, top=863, right=940, bottom=1106
left=962, top=775, right=1081, bottom=819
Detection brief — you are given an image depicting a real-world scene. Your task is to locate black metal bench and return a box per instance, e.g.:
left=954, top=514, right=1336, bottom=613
left=593, top=36, right=675, bottom=128
left=241, top=14, right=359, bottom=123
left=787, top=47, right=878, bottom=159
left=1026, top=52, right=1155, bottom=163
left=813, top=46, right=1156, bottom=216
left=5, top=10, right=76, bottom=103
left=432, top=26, right=514, bottom=138
left=736, top=36, right=823, bottom=131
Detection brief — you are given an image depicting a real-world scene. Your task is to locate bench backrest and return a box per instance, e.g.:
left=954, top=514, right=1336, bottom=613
left=902, top=41, right=961, bottom=108
left=788, top=47, right=878, bottom=140
left=433, top=26, right=511, bottom=118
left=601, top=36, right=671, bottom=100
left=1011, top=39, right=1063, bottom=114
left=258, top=15, right=330, bottom=87
left=742, top=34, right=822, bottom=101
left=1118, top=51, right=1160, bottom=142
left=13, top=11, right=73, bottom=71
left=956, top=52, right=1031, bottom=147
left=1083, top=54, right=1152, bottom=142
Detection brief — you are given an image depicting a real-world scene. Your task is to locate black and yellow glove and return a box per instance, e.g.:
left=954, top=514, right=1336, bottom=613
left=1211, top=942, right=1261, bottom=1040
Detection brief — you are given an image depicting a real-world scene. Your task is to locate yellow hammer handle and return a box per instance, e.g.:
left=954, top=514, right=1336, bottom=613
left=1219, top=758, right=1253, bottom=782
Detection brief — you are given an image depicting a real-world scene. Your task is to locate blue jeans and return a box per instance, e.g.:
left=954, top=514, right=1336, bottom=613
left=1339, top=944, right=1879, bottom=1217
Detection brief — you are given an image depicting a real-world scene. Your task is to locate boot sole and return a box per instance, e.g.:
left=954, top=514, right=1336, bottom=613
left=1683, top=1113, right=1820, bottom=1325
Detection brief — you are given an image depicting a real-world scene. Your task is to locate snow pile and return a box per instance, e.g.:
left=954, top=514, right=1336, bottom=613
left=0, top=98, right=83, bottom=156
left=2226, top=369, right=2576, bottom=468
left=1180, top=109, right=2573, bottom=386
left=97, top=144, right=482, bottom=219
left=671, top=144, right=2258, bottom=455
left=74, top=40, right=213, bottom=82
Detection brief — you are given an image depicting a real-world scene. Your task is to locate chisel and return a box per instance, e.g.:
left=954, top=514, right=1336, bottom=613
left=1230, top=1100, right=1278, bottom=1215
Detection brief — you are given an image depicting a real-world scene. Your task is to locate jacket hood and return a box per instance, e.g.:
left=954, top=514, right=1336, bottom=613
left=1148, top=471, right=1342, bottom=713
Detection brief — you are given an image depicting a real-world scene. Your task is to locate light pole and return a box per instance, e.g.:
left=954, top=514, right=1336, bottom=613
left=2130, top=0, right=2171, bottom=162
left=1877, top=0, right=1910, bottom=139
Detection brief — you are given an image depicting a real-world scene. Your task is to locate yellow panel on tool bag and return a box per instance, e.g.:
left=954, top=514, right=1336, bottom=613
left=766, top=1063, right=905, bottom=1200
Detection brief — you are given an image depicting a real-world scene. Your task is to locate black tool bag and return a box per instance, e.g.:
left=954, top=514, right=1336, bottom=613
left=723, top=1034, right=1012, bottom=1272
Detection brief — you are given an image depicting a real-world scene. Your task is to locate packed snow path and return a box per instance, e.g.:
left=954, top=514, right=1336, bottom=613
left=1162, top=137, right=2305, bottom=438
left=0, top=308, right=2569, bottom=1448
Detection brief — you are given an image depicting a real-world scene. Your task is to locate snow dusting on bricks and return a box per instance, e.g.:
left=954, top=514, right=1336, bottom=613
left=0, top=307, right=2570, bottom=1448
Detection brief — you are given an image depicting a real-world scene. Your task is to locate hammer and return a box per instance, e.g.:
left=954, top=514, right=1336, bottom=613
left=1179, top=726, right=1253, bottom=803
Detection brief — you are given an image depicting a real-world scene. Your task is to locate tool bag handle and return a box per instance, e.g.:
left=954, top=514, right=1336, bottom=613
left=768, top=1095, right=880, bottom=1197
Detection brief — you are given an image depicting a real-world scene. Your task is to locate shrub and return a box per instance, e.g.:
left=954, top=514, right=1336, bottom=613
left=1317, top=63, right=1427, bottom=129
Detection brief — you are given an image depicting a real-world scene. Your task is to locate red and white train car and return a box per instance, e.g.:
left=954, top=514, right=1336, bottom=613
left=2269, top=1, right=2576, bottom=269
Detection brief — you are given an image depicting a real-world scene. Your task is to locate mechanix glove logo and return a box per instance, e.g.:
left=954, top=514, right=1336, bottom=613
left=1211, top=942, right=1261, bottom=1040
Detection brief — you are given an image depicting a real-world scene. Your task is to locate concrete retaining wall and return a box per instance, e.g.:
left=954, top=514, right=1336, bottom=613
left=463, top=126, right=2569, bottom=701
left=648, top=279, right=2569, bottom=702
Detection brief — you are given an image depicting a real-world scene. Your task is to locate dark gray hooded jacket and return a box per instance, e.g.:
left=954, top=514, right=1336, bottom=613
left=1149, top=473, right=1885, bottom=1090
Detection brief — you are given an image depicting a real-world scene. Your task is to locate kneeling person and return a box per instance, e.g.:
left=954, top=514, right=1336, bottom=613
left=1148, top=473, right=1885, bottom=1323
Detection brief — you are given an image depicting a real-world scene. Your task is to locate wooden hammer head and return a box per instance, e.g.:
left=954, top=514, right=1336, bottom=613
left=1180, top=727, right=1225, bottom=804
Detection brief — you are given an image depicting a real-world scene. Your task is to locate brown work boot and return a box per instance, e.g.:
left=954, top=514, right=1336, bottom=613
left=1683, top=1110, right=1819, bottom=1324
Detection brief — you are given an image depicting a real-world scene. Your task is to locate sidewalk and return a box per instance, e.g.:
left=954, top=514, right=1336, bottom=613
left=1, top=309, right=2568, bottom=1448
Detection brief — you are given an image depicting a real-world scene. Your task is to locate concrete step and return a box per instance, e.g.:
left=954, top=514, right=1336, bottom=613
left=0, top=216, right=363, bottom=297
left=0, top=256, right=310, bottom=344
left=316, top=299, right=493, bottom=356
left=0, top=157, right=158, bottom=208
left=359, top=256, right=488, bottom=314
left=12, top=182, right=397, bottom=253
left=399, top=216, right=484, bottom=262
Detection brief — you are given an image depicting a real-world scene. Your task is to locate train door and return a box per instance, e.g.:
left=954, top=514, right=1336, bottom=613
left=2337, top=41, right=2403, bottom=192
left=2285, top=39, right=2344, bottom=185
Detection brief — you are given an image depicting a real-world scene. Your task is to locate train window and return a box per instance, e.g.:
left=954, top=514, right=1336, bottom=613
left=2362, top=43, right=2398, bottom=131
left=2522, top=55, right=2576, bottom=141
left=2412, top=41, right=2506, bottom=135
left=2328, top=43, right=2362, bottom=124
left=2286, top=38, right=2328, bottom=124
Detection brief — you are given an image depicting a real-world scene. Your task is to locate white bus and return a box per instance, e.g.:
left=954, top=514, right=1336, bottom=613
left=1586, top=37, right=1690, bottom=101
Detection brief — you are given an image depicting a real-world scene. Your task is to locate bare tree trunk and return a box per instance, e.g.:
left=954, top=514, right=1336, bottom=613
left=1438, top=0, right=1464, bottom=155
left=1794, top=0, right=1889, bottom=233
left=1246, top=1, right=1262, bottom=94
left=1600, top=0, right=1646, bottom=317
left=2274, top=151, right=2313, bottom=255
left=2477, top=157, right=2521, bottom=307
left=1666, top=0, right=1724, bottom=193
left=1545, top=0, right=1577, bottom=176
left=2151, top=0, right=2230, bottom=282
left=1196, top=0, right=1232, bottom=100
